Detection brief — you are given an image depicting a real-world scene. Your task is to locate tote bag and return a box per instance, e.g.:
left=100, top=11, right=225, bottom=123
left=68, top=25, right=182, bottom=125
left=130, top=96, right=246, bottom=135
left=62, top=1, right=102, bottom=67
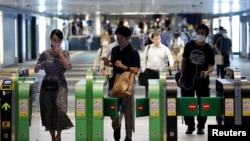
left=111, top=72, right=135, bottom=98
left=215, top=54, right=224, bottom=65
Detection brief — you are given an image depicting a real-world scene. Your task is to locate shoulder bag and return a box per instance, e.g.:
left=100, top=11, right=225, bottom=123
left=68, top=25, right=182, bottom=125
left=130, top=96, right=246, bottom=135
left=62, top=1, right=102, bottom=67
left=138, top=45, right=150, bottom=86
left=42, top=77, right=59, bottom=91
left=111, top=71, right=135, bottom=98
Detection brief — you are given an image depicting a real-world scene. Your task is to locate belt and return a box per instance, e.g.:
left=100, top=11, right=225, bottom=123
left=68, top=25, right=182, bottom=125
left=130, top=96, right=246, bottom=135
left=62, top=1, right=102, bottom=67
left=146, top=68, right=159, bottom=72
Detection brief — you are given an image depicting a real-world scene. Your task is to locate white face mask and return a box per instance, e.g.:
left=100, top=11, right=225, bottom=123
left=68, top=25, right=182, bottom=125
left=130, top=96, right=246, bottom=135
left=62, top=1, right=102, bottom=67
left=191, top=32, right=196, bottom=37
left=101, top=41, right=109, bottom=46
left=223, top=33, right=227, bottom=38
left=51, top=42, right=61, bottom=47
left=196, top=35, right=206, bottom=43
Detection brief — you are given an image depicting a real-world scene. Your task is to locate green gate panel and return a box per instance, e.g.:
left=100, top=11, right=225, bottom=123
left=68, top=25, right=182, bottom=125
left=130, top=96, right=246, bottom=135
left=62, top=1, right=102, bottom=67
left=200, top=97, right=222, bottom=116
left=149, top=118, right=161, bottom=141
left=75, top=80, right=87, bottom=141
left=16, top=83, right=30, bottom=141
left=104, top=97, right=118, bottom=117
left=177, top=97, right=198, bottom=116
left=148, top=79, right=164, bottom=141
left=92, top=120, right=103, bottom=141
left=75, top=121, right=87, bottom=140
left=136, top=98, right=149, bottom=117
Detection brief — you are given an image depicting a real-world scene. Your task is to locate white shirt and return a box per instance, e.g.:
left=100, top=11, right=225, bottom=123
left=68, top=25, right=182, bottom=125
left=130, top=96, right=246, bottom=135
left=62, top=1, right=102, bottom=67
left=170, top=37, right=185, bottom=48
left=141, top=43, right=174, bottom=71
left=93, top=47, right=110, bottom=75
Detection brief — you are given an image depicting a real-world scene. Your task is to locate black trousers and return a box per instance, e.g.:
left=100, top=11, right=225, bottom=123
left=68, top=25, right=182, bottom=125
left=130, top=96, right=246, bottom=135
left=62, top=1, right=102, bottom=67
left=145, top=69, right=159, bottom=97
left=181, top=78, right=210, bottom=129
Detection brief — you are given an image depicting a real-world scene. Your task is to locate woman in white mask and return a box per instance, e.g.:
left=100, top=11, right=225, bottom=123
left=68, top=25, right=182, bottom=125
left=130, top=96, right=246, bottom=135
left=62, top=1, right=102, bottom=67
left=34, top=29, right=73, bottom=141
left=178, top=24, right=215, bottom=135
left=93, top=35, right=111, bottom=76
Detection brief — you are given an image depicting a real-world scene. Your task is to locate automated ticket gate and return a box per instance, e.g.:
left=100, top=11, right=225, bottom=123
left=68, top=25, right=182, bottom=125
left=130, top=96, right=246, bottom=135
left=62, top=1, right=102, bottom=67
left=135, top=70, right=168, bottom=141
left=136, top=70, right=223, bottom=141
left=75, top=68, right=118, bottom=141
left=216, top=67, right=250, bottom=125
left=0, top=69, right=39, bottom=141
left=0, top=79, right=13, bottom=141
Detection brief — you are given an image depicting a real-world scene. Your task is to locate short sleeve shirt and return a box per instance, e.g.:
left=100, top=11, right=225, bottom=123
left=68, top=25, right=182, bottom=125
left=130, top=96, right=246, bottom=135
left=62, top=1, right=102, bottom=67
left=182, top=40, right=215, bottom=80
left=110, top=44, right=141, bottom=76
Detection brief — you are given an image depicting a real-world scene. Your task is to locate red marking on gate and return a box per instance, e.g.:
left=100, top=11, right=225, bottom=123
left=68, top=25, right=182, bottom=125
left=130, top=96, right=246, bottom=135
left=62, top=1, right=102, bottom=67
left=203, top=102, right=210, bottom=111
left=110, top=103, right=115, bottom=111
left=138, top=104, right=143, bottom=112
left=188, top=102, right=196, bottom=111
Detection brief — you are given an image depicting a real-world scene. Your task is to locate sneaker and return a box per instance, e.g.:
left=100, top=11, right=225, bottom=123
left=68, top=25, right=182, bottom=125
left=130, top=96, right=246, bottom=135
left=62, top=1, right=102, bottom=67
left=185, top=126, right=195, bottom=134
left=197, top=129, right=205, bottom=135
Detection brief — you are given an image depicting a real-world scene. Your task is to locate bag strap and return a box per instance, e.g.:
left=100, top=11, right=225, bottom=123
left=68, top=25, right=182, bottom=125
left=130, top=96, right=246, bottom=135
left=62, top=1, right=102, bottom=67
left=99, top=47, right=103, bottom=60
left=96, top=47, right=103, bottom=73
left=146, top=44, right=151, bottom=66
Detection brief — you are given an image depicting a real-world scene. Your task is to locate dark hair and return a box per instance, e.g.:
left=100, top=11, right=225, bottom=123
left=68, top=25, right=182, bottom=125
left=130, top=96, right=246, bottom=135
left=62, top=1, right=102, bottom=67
left=174, top=31, right=180, bottom=36
left=195, top=24, right=209, bottom=36
left=50, top=29, right=63, bottom=40
left=219, top=26, right=224, bottom=31
left=151, top=31, right=161, bottom=39
left=115, top=26, right=131, bottom=38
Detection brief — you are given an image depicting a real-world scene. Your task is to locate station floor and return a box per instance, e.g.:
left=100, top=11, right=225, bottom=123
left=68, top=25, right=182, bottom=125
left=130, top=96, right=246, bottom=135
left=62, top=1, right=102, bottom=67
left=0, top=50, right=249, bottom=141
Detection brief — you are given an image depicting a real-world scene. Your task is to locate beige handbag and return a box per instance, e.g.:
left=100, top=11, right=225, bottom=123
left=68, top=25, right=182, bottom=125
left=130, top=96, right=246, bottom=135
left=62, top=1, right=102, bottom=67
left=111, top=71, right=135, bottom=98
left=215, top=54, right=224, bottom=65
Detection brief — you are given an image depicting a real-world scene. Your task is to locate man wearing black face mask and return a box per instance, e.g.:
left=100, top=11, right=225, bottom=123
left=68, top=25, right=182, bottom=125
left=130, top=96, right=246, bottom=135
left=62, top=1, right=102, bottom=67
left=103, top=26, right=140, bottom=141
left=178, top=24, right=215, bottom=135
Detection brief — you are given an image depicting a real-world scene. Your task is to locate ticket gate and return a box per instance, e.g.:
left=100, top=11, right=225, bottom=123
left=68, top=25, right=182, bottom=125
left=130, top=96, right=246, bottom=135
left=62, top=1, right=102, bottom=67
left=136, top=70, right=223, bottom=141
left=0, top=69, right=39, bottom=141
left=75, top=68, right=118, bottom=141
left=0, top=79, right=13, bottom=141
left=216, top=67, right=250, bottom=125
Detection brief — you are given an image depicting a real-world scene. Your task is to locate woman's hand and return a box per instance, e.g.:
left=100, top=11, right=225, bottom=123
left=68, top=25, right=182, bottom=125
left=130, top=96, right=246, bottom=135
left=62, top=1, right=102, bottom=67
left=52, top=46, right=63, bottom=56
left=34, top=64, right=41, bottom=73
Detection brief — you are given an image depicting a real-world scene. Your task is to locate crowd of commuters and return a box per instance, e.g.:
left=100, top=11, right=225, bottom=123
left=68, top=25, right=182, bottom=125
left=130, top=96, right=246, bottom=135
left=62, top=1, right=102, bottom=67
left=36, top=14, right=234, bottom=141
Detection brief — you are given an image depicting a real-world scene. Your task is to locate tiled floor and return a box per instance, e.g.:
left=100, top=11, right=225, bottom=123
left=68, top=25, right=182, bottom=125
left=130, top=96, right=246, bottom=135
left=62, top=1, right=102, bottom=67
left=35, top=115, right=217, bottom=141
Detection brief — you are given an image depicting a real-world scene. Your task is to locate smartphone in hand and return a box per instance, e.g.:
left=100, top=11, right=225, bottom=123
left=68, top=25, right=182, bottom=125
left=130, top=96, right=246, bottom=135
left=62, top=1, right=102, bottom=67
left=40, top=61, right=46, bottom=69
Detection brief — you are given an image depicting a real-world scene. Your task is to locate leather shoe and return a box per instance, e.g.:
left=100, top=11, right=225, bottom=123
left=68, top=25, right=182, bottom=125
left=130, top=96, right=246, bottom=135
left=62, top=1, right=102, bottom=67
left=114, top=127, right=121, bottom=141
left=197, top=129, right=204, bottom=135
left=124, top=137, right=132, bottom=141
left=185, top=126, right=195, bottom=134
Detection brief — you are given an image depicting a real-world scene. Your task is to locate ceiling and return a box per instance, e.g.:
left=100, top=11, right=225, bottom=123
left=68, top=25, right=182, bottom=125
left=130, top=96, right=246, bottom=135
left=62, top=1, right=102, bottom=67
left=0, top=0, right=250, bottom=17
